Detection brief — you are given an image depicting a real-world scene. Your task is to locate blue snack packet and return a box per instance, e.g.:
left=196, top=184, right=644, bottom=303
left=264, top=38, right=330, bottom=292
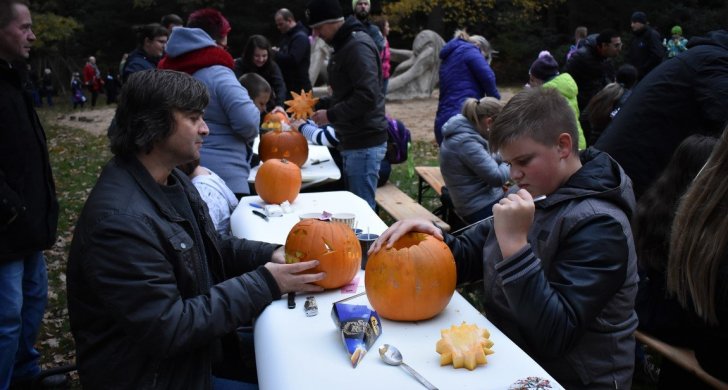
left=331, top=302, right=383, bottom=367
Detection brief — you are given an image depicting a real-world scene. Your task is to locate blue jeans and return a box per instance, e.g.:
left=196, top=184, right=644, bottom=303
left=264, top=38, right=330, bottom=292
left=341, top=143, right=387, bottom=209
left=0, top=252, right=48, bottom=388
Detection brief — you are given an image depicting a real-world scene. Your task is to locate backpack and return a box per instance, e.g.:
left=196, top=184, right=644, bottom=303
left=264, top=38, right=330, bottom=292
left=385, top=116, right=411, bottom=164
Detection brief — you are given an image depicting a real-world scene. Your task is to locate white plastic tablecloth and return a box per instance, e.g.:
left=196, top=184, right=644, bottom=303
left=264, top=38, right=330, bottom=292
left=231, top=191, right=387, bottom=245
left=253, top=272, right=563, bottom=390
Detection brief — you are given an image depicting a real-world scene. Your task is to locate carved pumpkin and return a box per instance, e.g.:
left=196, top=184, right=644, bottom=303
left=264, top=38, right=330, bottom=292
left=255, top=158, right=301, bottom=205
left=285, top=219, right=361, bottom=289
left=261, top=111, right=291, bottom=131
left=285, top=89, right=319, bottom=119
left=436, top=322, right=494, bottom=370
left=258, top=128, right=309, bottom=167
left=365, top=232, right=456, bottom=321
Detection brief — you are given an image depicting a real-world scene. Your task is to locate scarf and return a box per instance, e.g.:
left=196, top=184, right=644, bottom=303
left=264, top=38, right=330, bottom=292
left=158, top=46, right=234, bottom=75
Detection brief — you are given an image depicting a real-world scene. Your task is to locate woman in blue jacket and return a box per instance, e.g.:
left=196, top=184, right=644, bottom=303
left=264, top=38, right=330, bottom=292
left=434, top=30, right=500, bottom=145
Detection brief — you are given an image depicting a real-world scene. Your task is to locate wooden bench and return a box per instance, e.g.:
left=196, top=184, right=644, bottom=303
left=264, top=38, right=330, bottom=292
left=415, top=166, right=445, bottom=203
left=635, top=330, right=728, bottom=389
left=375, top=183, right=450, bottom=232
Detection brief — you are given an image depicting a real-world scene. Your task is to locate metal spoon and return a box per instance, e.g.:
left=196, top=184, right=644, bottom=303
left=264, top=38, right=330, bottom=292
left=379, top=344, right=438, bottom=390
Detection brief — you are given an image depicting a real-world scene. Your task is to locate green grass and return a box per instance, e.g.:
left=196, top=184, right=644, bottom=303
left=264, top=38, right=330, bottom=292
left=37, top=106, right=111, bottom=384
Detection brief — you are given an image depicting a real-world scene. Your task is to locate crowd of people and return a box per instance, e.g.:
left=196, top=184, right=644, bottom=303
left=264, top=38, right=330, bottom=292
left=3, top=0, right=728, bottom=388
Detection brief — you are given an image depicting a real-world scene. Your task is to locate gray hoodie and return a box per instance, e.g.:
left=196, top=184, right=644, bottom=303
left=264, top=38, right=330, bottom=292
left=163, top=27, right=260, bottom=194
left=439, top=114, right=509, bottom=219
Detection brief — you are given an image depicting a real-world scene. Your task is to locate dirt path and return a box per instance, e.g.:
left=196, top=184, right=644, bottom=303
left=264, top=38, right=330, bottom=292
left=55, top=107, right=116, bottom=136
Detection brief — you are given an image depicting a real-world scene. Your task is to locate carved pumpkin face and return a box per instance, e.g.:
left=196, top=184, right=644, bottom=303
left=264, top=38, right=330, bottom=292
left=261, top=112, right=291, bottom=131
left=285, top=219, right=361, bottom=289
left=365, top=232, right=457, bottom=321
left=255, top=158, right=301, bottom=205
left=258, top=129, right=309, bottom=167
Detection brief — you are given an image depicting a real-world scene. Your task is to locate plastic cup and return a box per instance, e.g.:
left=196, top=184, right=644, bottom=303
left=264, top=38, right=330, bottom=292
left=357, top=233, right=379, bottom=270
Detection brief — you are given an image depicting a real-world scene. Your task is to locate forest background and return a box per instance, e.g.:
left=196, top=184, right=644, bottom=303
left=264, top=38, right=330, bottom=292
left=29, top=0, right=728, bottom=95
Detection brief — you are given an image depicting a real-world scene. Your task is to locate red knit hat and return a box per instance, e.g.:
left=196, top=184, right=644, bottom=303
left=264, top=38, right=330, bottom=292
left=187, top=8, right=231, bottom=41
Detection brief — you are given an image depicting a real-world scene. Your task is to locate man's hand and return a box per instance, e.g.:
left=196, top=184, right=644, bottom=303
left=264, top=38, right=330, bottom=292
left=368, top=218, right=443, bottom=254
left=311, top=109, right=329, bottom=126
left=271, top=246, right=286, bottom=263
left=493, top=189, right=535, bottom=259
left=265, top=260, right=325, bottom=294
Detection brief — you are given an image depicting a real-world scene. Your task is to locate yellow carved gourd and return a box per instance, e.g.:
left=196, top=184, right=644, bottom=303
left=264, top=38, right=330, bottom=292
left=284, top=89, right=319, bottom=119
left=435, top=322, right=494, bottom=370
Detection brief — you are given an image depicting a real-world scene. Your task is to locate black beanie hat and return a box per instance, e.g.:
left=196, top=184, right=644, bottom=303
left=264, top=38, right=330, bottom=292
left=631, top=11, right=647, bottom=24
left=529, top=51, right=560, bottom=81
left=306, top=0, right=344, bottom=28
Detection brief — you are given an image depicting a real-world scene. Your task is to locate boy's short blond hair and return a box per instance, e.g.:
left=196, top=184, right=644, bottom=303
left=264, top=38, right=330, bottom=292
left=490, top=87, right=579, bottom=153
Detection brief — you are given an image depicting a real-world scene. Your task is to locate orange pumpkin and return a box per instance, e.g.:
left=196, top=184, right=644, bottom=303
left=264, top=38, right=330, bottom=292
left=258, top=128, right=309, bottom=167
left=255, top=158, right=301, bottom=205
left=365, top=232, right=457, bottom=321
left=263, top=111, right=290, bottom=125
left=261, top=111, right=291, bottom=131
left=285, top=219, right=361, bottom=289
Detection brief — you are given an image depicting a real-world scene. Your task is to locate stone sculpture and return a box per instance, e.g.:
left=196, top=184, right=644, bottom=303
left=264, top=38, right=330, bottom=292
left=307, top=30, right=446, bottom=100
left=386, top=30, right=445, bottom=100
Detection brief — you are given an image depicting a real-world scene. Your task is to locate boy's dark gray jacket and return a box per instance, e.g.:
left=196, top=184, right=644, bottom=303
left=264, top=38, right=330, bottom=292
left=67, top=156, right=281, bottom=389
left=319, top=16, right=388, bottom=150
left=445, top=148, right=638, bottom=389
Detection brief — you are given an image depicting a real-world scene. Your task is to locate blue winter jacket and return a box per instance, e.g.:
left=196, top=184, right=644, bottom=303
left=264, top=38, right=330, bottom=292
left=434, top=38, right=500, bottom=144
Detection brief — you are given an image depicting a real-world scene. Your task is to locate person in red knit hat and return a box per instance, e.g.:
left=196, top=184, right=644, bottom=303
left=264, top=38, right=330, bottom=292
left=159, top=8, right=260, bottom=198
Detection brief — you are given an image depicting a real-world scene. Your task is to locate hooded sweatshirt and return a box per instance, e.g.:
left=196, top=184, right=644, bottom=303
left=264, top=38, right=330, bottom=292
left=542, top=73, right=586, bottom=150
left=439, top=114, right=509, bottom=219
left=160, top=27, right=260, bottom=194
left=446, top=149, right=638, bottom=389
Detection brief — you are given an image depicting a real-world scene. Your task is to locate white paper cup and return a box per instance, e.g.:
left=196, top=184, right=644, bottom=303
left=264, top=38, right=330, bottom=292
left=331, top=213, right=356, bottom=229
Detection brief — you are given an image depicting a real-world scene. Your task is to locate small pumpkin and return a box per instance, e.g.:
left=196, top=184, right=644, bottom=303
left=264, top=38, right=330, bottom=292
left=365, top=232, right=456, bottom=321
left=285, top=89, right=319, bottom=120
left=264, top=111, right=290, bottom=124
left=436, top=322, right=494, bottom=370
left=258, top=128, right=309, bottom=167
left=261, top=111, right=291, bottom=131
left=255, top=158, right=301, bottom=205
left=285, top=219, right=361, bottom=289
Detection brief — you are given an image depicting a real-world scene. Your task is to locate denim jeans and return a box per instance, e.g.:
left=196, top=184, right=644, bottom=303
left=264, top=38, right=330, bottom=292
left=341, top=142, right=387, bottom=209
left=0, top=251, right=48, bottom=388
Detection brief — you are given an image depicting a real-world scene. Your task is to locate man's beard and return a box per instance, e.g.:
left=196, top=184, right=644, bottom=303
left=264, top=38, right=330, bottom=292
left=355, top=10, right=369, bottom=21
